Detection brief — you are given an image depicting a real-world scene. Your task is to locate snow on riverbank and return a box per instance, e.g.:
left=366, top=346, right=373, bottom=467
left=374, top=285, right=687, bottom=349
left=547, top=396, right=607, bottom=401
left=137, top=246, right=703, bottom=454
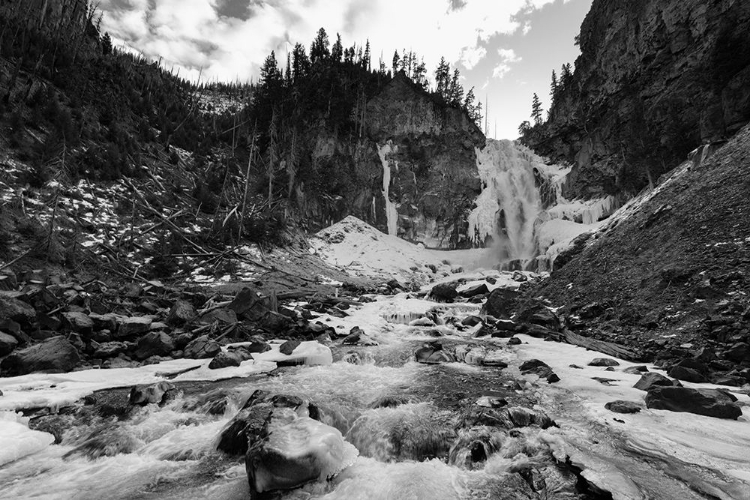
left=514, top=335, right=750, bottom=498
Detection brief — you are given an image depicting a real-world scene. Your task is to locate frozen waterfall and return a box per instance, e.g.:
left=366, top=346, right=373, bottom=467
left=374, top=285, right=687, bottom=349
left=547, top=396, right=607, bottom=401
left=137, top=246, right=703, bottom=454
left=469, top=140, right=548, bottom=269
left=377, top=141, right=399, bottom=236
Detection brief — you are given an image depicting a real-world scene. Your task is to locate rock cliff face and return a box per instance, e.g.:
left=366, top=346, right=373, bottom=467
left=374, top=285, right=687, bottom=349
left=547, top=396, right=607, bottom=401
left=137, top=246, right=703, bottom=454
left=296, top=74, right=485, bottom=248
left=528, top=0, right=750, bottom=200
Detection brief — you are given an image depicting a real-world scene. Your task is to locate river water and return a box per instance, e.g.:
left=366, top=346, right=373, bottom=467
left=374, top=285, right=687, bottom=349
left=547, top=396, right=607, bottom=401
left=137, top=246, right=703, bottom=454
left=1, top=274, right=749, bottom=500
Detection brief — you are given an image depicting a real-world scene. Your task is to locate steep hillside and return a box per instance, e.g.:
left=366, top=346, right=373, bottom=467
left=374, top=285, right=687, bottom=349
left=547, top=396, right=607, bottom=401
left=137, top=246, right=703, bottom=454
left=525, top=0, right=750, bottom=200
left=533, top=124, right=750, bottom=376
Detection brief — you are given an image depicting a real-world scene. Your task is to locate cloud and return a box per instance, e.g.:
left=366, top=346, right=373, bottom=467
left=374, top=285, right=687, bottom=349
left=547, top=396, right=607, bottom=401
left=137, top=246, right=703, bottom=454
left=98, top=0, right=565, bottom=83
left=492, top=48, right=521, bottom=79
left=459, top=44, right=486, bottom=70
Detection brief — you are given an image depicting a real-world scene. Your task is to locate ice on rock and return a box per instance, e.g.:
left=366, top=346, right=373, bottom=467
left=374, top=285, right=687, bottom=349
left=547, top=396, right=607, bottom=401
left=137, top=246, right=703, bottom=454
left=253, top=341, right=333, bottom=366
left=0, top=412, right=55, bottom=466
left=248, top=408, right=358, bottom=493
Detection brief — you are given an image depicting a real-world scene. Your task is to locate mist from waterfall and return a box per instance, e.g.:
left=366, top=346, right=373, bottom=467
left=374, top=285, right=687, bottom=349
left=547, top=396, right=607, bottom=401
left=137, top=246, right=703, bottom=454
left=468, top=140, right=546, bottom=269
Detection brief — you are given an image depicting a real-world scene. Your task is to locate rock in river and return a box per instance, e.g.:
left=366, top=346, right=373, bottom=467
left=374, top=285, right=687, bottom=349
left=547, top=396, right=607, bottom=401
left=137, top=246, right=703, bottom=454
left=645, top=387, right=742, bottom=419
left=246, top=407, right=358, bottom=497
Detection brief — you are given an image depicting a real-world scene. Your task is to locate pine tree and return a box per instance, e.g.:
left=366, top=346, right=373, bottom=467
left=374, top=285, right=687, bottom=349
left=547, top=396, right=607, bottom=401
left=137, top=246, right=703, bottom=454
left=331, top=33, right=343, bottom=63
left=291, top=43, right=310, bottom=83
left=363, top=39, right=371, bottom=71
left=101, top=32, right=112, bottom=56
left=392, top=50, right=400, bottom=75
left=435, top=57, right=450, bottom=100
left=561, top=63, right=573, bottom=89
left=550, top=70, right=558, bottom=99
left=531, top=93, right=543, bottom=125
left=310, top=27, right=330, bottom=64
left=448, top=68, right=464, bottom=105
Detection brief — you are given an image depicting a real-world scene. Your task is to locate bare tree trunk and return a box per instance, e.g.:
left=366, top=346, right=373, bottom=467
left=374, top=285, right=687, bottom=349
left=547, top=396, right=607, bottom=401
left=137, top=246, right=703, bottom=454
left=238, top=129, right=257, bottom=242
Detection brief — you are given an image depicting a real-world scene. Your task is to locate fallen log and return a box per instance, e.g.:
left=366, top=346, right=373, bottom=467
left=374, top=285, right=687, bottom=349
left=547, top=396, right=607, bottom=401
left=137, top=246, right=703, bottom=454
left=562, top=330, right=644, bottom=362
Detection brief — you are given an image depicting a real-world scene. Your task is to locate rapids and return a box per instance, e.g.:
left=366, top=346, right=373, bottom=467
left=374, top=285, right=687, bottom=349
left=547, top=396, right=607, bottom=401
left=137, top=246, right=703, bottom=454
left=0, top=273, right=749, bottom=500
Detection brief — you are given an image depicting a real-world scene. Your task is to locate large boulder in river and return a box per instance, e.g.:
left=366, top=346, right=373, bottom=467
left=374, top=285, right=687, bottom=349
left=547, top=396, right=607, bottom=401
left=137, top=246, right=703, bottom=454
left=645, top=387, right=742, bottom=419
left=430, top=282, right=458, bottom=302
left=228, top=287, right=271, bottom=321
left=414, top=342, right=456, bottom=364
left=481, top=288, right=520, bottom=319
left=246, top=407, right=358, bottom=497
left=218, top=391, right=314, bottom=456
left=0, top=336, right=80, bottom=375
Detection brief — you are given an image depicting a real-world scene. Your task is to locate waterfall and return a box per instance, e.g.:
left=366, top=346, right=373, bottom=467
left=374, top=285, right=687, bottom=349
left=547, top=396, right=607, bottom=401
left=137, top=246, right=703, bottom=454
left=377, top=141, right=399, bottom=236
left=468, top=140, right=548, bottom=269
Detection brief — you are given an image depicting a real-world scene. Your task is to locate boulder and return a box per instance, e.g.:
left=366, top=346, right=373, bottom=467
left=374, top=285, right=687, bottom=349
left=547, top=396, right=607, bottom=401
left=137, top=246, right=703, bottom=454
left=279, top=340, right=301, bottom=355
left=633, top=372, right=675, bottom=391
left=507, top=337, right=522, bottom=346
left=116, top=317, right=153, bottom=338
left=588, top=358, right=620, bottom=367
left=341, top=327, right=378, bottom=346
left=228, top=288, right=270, bottom=321
left=129, top=381, right=176, bottom=405
left=61, top=312, right=94, bottom=335
left=645, top=387, right=742, bottom=419
left=218, top=391, right=308, bottom=456
left=724, top=342, right=750, bottom=362
left=134, top=331, right=174, bottom=360
left=414, top=342, right=456, bottom=364
left=668, top=366, right=707, bottom=383
left=88, top=313, right=119, bottom=332
left=246, top=408, right=358, bottom=496
left=623, top=366, right=648, bottom=375
left=259, top=311, right=293, bottom=333
left=200, top=308, right=237, bottom=325
left=519, top=359, right=558, bottom=382
left=208, top=350, right=247, bottom=369
left=0, top=331, right=18, bottom=356
left=92, top=341, right=128, bottom=358
left=0, top=293, right=36, bottom=325
left=605, top=400, right=642, bottom=414
left=481, top=288, right=520, bottom=319
left=430, top=282, right=458, bottom=302
left=183, top=335, right=221, bottom=359
left=166, top=300, right=196, bottom=326
left=0, top=336, right=80, bottom=375
left=460, top=283, right=489, bottom=298
left=517, top=302, right=559, bottom=329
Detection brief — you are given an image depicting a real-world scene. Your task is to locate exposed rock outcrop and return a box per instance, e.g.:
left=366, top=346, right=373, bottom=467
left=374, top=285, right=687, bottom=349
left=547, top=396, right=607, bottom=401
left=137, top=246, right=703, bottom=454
left=527, top=0, right=750, bottom=200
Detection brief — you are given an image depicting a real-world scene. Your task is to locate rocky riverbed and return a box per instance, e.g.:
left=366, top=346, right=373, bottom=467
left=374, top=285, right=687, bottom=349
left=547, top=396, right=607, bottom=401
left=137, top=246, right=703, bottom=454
left=1, top=261, right=749, bottom=500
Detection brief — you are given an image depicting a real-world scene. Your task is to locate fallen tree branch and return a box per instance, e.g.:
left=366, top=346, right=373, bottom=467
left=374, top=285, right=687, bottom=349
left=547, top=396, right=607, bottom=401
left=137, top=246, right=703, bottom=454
left=562, top=329, right=643, bottom=362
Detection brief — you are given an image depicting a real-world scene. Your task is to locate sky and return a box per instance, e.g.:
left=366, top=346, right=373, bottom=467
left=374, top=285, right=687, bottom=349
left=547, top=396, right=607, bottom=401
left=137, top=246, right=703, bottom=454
left=97, top=0, right=593, bottom=140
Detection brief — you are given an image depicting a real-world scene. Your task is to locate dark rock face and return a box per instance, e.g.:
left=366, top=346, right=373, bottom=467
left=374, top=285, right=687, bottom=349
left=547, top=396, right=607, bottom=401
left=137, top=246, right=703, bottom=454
left=527, top=0, right=750, bottom=200
left=297, top=73, right=484, bottom=248
left=645, top=387, right=742, bottom=419
left=0, top=336, right=80, bottom=375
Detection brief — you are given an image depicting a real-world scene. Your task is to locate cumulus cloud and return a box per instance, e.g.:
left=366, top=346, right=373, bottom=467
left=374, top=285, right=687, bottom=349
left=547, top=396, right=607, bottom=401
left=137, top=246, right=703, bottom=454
left=98, top=0, right=564, bottom=82
left=492, top=48, right=522, bottom=79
